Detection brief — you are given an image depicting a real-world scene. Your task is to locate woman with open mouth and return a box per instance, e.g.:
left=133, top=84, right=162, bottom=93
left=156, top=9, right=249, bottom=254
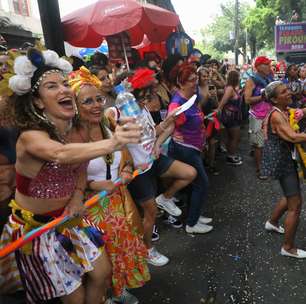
left=0, top=48, right=141, bottom=303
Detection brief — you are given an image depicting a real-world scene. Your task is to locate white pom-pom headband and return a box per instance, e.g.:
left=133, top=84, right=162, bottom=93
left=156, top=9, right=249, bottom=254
left=8, top=48, right=73, bottom=96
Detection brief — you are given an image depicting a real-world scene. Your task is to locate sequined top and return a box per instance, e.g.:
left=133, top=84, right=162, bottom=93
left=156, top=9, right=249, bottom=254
left=16, top=161, right=87, bottom=199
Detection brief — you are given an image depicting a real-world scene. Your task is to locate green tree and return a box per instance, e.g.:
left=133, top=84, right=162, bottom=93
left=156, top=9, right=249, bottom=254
left=244, top=0, right=306, bottom=56
left=198, top=1, right=250, bottom=61
left=195, top=39, right=224, bottom=61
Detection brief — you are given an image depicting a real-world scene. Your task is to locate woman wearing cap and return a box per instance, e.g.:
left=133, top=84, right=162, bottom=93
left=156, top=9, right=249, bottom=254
left=244, top=56, right=273, bottom=179
left=0, top=48, right=141, bottom=303
left=107, top=68, right=196, bottom=267
left=126, top=69, right=196, bottom=265
left=69, top=66, right=150, bottom=303
left=262, top=81, right=306, bottom=258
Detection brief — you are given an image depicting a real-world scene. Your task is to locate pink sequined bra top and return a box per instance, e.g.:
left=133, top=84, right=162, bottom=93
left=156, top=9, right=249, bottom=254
left=16, top=161, right=87, bottom=199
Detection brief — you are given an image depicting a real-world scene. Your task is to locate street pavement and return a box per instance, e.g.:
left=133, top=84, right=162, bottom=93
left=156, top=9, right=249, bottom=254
left=2, top=128, right=306, bottom=304
left=133, top=129, right=306, bottom=304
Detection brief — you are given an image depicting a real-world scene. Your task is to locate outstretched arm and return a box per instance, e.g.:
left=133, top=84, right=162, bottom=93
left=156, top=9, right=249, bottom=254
left=272, top=111, right=306, bottom=143
left=19, top=118, right=141, bottom=165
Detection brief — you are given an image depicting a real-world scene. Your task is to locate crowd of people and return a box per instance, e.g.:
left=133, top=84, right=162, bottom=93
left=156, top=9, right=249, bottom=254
left=0, top=42, right=306, bottom=304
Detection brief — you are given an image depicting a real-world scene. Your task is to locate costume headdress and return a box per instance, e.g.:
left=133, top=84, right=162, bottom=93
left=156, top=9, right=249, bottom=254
left=68, top=66, right=101, bottom=95
left=7, top=48, right=72, bottom=96
left=128, top=68, right=156, bottom=90
left=0, top=49, right=20, bottom=96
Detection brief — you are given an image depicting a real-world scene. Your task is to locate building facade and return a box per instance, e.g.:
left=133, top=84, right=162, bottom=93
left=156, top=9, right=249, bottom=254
left=0, top=0, right=43, bottom=48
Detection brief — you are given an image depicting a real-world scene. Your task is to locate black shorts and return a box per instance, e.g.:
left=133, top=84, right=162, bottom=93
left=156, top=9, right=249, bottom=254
left=223, top=119, right=241, bottom=129
left=279, top=171, right=301, bottom=198
left=127, top=154, right=174, bottom=205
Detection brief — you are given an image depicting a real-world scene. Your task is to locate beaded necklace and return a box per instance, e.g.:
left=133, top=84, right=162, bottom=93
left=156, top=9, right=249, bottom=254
left=100, top=122, right=114, bottom=180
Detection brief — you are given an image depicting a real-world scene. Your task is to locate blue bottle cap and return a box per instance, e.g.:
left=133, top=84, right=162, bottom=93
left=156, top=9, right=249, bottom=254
left=114, top=84, right=125, bottom=94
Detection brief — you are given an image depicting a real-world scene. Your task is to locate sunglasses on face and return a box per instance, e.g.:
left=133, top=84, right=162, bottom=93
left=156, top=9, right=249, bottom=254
left=80, top=95, right=106, bottom=106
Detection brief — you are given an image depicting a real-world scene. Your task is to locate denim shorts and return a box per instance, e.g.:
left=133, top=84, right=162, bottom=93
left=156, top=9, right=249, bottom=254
left=279, top=171, right=301, bottom=198
left=127, top=154, right=174, bottom=204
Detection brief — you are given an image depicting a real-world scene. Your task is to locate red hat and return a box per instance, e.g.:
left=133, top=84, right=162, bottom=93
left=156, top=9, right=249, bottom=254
left=254, top=56, right=271, bottom=68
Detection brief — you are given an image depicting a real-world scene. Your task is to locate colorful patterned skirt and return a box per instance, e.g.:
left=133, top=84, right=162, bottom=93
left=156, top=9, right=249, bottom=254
left=86, top=187, right=150, bottom=296
left=0, top=200, right=104, bottom=303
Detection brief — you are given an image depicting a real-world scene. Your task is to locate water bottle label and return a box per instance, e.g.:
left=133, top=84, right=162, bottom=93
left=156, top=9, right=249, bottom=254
left=119, top=99, right=141, bottom=117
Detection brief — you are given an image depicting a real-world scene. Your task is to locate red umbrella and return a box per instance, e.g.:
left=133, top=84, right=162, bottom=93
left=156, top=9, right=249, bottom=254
left=61, top=0, right=180, bottom=48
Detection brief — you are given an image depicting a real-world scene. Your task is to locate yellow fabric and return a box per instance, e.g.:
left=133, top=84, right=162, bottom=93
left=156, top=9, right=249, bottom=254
left=9, top=200, right=43, bottom=228
left=288, top=109, right=306, bottom=178
left=68, top=66, right=101, bottom=95
left=119, top=149, right=144, bottom=236
left=9, top=200, right=83, bottom=254
left=0, top=50, right=21, bottom=97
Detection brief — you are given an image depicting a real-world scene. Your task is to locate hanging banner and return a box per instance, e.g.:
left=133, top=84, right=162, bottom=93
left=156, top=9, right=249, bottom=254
left=275, top=22, right=306, bottom=53
left=166, top=32, right=193, bottom=57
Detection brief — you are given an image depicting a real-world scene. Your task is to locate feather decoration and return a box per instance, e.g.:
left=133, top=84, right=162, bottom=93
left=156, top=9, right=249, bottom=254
left=27, top=48, right=45, bottom=69
left=128, top=68, right=155, bottom=90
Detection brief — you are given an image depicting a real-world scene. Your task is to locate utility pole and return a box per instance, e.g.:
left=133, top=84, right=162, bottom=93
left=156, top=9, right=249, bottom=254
left=37, top=0, right=65, bottom=56
left=234, top=0, right=239, bottom=65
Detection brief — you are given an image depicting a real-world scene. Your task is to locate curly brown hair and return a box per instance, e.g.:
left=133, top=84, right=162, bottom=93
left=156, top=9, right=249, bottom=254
left=11, top=92, right=63, bottom=141
left=0, top=95, right=16, bottom=128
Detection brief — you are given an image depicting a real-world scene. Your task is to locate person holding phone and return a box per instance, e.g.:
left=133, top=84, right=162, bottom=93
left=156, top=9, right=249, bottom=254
left=198, top=67, right=220, bottom=175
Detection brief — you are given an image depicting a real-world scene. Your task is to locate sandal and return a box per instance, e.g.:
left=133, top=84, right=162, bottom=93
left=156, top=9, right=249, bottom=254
left=256, top=169, right=268, bottom=180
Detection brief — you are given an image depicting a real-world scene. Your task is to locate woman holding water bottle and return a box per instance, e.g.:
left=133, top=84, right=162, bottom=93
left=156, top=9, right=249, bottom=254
left=69, top=67, right=150, bottom=303
left=107, top=68, right=196, bottom=266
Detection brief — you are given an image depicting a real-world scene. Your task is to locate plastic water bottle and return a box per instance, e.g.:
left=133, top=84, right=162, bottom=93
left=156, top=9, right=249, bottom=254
left=114, top=84, right=155, bottom=147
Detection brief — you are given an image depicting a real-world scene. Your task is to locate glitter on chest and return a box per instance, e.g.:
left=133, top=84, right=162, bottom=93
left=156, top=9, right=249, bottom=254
left=28, top=162, right=84, bottom=199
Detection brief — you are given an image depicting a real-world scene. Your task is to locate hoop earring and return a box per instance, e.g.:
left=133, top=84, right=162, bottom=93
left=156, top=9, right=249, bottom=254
left=30, top=101, right=49, bottom=122
left=73, top=101, right=79, bottom=116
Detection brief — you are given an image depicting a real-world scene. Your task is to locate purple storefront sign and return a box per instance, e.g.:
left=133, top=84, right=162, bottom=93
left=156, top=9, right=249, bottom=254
left=275, top=22, right=306, bottom=53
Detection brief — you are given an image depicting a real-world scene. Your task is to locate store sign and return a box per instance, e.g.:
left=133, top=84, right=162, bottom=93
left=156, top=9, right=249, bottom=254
left=275, top=22, right=306, bottom=53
